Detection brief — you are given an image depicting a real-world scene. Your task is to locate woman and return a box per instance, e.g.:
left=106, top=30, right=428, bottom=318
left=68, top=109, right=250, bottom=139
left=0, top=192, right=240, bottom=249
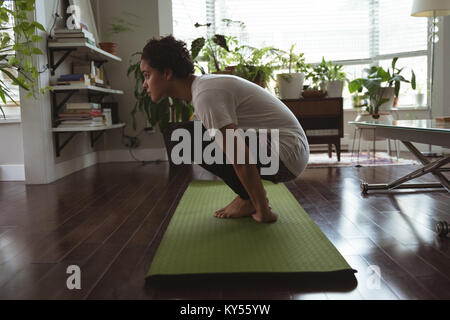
left=140, top=35, right=309, bottom=223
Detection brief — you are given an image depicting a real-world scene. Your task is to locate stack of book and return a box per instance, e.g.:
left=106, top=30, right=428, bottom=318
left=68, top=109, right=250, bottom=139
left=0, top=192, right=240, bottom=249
left=57, top=102, right=106, bottom=127
left=72, top=62, right=105, bottom=86
left=56, top=73, right=91, bottom=86
left=52, top=28, right=96, bottom=46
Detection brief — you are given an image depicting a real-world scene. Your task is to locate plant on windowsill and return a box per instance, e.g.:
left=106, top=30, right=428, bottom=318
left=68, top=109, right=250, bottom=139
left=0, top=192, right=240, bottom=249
left=0, top=0, right=52, bottom=119
left=348, top=66, right=390, bottom=118
left=276, top=44, right=308, bottom=99
left=388, top=57, right=416, bottom=107
left=349, top=57, right=416, bottom=114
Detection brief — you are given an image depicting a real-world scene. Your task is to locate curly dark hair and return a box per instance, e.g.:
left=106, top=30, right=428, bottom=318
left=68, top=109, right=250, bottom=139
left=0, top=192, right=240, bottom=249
left=141, top=35, right=194, bottom=78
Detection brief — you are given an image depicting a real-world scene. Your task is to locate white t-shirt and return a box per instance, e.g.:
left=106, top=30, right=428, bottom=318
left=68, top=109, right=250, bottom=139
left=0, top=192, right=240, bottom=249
left=191, top=74, right=309, bottom=178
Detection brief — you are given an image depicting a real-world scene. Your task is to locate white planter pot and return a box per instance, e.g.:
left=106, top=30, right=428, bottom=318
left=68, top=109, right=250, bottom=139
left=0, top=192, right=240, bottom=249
left=277, top=73, right=305, bottom=99
left=415, top=93, right=425, bottom=107
left=354, top=113, right=394, bottom=141
left=326, top=80, right=344, bottom=97
left=371, top=87, right=395, bottom=111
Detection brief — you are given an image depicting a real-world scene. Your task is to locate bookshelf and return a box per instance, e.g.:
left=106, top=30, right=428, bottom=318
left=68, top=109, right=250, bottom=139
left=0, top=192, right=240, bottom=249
left=51, top=84, right=124, bottom=95
left=48, top=41, right=122, bottom=75
left=48, top=41, right=126, bottom=157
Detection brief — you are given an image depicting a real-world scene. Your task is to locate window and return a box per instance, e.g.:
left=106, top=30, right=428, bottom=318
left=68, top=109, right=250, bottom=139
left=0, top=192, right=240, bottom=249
left=173, top=0, right=429, bottom=108
left=0, top=0, right=21, bottom=118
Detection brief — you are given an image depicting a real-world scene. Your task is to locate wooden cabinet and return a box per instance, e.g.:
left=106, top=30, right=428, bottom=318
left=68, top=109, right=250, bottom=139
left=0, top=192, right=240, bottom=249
left=282, top=97, right=343, bottom=161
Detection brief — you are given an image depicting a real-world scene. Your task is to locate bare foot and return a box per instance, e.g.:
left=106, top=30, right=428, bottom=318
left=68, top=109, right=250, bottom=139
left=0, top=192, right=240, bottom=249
left=252, top=208, right=278, bottom=223
left=214, top=196, right=256, bottom=219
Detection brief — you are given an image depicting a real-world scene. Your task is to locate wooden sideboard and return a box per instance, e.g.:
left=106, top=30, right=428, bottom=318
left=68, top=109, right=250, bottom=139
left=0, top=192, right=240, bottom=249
left=282, top=97, right=343, bottom=161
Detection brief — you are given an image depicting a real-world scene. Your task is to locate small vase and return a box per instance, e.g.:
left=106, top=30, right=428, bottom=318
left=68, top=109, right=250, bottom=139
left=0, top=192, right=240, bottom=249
left=415, top=93, right=425, bottom=107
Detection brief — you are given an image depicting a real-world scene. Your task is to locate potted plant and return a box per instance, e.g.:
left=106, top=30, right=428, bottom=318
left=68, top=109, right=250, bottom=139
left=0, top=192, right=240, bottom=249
left=306, top=57, right=329, bottom=93
left=276, top=44, right=308, bottom=99
left=232, top=45, right=282, bottom=88
left=0, top=0, right=51, bottom=119
left=127, top=54, right=194, bottom=164
left=348, top=65, right=392, bottom=117
left=127, top=53, right=194, bottom=132
left=99, top=13, right=139, bottom=55
left=348, top=67, right=396, bottom=141
left=388, top=57, right=416, bottom=107
left=190, top=19, right=244, bottom=74
left=325, top=62, right=347, bottom=98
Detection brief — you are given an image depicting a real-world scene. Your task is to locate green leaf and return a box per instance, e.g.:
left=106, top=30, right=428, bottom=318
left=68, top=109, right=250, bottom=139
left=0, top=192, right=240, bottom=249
left=391, top=57, right=398, bottom=69
left=31, top=35, right=42, bottom=42
left=348, top=79, right=363, bottom=93
left=212, top=34, right=229, bottom=52
left=31, top=21, right=45, bottom=32
left=411, top=70, right=416, bottom=90
left=32, top=47, right=43, bottom=55
left=0, top=90, right=6, bottom=104
left=191, top=37, right=205, bottom=60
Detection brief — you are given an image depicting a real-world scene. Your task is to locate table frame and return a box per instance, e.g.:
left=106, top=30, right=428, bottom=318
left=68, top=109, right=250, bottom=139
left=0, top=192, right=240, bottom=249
left=349, top=122, right=450, bottom=194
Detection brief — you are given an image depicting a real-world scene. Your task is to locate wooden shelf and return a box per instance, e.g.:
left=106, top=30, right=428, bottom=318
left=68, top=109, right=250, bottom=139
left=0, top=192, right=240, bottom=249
left=48, top=41, right=122, bottom=62
left=52, top=123, right=125, bottom=132
left=51, top=84, right=124, bottom=95
left=48, top=40, right=125, bottom=157
left=52, top=123, right=126, bottom=157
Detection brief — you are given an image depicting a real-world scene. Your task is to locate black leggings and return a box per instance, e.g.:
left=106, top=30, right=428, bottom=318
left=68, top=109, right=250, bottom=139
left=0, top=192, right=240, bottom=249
left=162, top=121, right=296, bottom=200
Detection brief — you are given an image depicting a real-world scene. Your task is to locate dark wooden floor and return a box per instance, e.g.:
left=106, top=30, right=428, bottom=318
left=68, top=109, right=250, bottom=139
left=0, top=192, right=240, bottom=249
left=0, top=157, right=449, bottom=300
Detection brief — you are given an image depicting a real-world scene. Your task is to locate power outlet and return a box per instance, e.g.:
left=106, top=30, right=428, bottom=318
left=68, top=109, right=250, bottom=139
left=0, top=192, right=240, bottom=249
left=123, top=136, right=140, bottom=149
left=144, top=126, right=155, bottom=134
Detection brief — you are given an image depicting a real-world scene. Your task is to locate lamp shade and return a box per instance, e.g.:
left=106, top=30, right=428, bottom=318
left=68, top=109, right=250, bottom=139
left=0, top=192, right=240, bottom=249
left=411, top=0, right=450, bottom=17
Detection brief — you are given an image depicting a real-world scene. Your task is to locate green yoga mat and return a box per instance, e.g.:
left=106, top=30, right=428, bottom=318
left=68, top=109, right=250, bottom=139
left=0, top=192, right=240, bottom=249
left=146, top=180, right=355, bottom=279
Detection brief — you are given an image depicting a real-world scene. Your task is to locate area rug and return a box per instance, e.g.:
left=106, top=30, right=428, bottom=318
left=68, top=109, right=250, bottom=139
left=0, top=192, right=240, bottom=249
left=146, top=180, right=356, bottom=281
left=307, top=151, right=419, bottom=168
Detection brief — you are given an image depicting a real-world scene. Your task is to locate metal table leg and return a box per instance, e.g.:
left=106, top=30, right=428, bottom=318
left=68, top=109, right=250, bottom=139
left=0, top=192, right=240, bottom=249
left=361, top=140, right=450, bottom=194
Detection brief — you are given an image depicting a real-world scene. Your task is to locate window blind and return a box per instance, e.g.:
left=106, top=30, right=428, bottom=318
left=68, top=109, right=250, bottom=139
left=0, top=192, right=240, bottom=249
left=378, top=0, right=428, bottom=56
left=172, top=0, right=207, bottom=45
left=171, top=0, right=429, bottom=107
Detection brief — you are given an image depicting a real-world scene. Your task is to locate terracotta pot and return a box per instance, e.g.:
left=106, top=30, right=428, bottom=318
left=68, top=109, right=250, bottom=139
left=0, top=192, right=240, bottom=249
left=302, top=90, right=327, bottom=99
left=393, top=97, right=399, bottom=108
left=99, top=42, right=117, bottom=55
left=224, top=65, right=236, bottom=72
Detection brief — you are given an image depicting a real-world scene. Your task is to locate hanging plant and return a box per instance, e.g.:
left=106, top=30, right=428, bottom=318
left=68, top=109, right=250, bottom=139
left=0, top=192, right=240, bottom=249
left=0, top=0, right=52, bottom=119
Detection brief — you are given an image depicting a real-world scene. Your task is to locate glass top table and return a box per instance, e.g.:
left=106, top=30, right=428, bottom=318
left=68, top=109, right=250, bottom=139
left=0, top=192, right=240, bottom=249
left=348, top=118, right=450, bottom=194
left=348, top=119, right=450, bottom=133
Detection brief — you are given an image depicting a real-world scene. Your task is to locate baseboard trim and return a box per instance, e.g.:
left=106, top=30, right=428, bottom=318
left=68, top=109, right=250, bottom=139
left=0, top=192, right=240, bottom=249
left=0, top=164, right=25, bottom=181
left=98, top=148, right=168, bottom=162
